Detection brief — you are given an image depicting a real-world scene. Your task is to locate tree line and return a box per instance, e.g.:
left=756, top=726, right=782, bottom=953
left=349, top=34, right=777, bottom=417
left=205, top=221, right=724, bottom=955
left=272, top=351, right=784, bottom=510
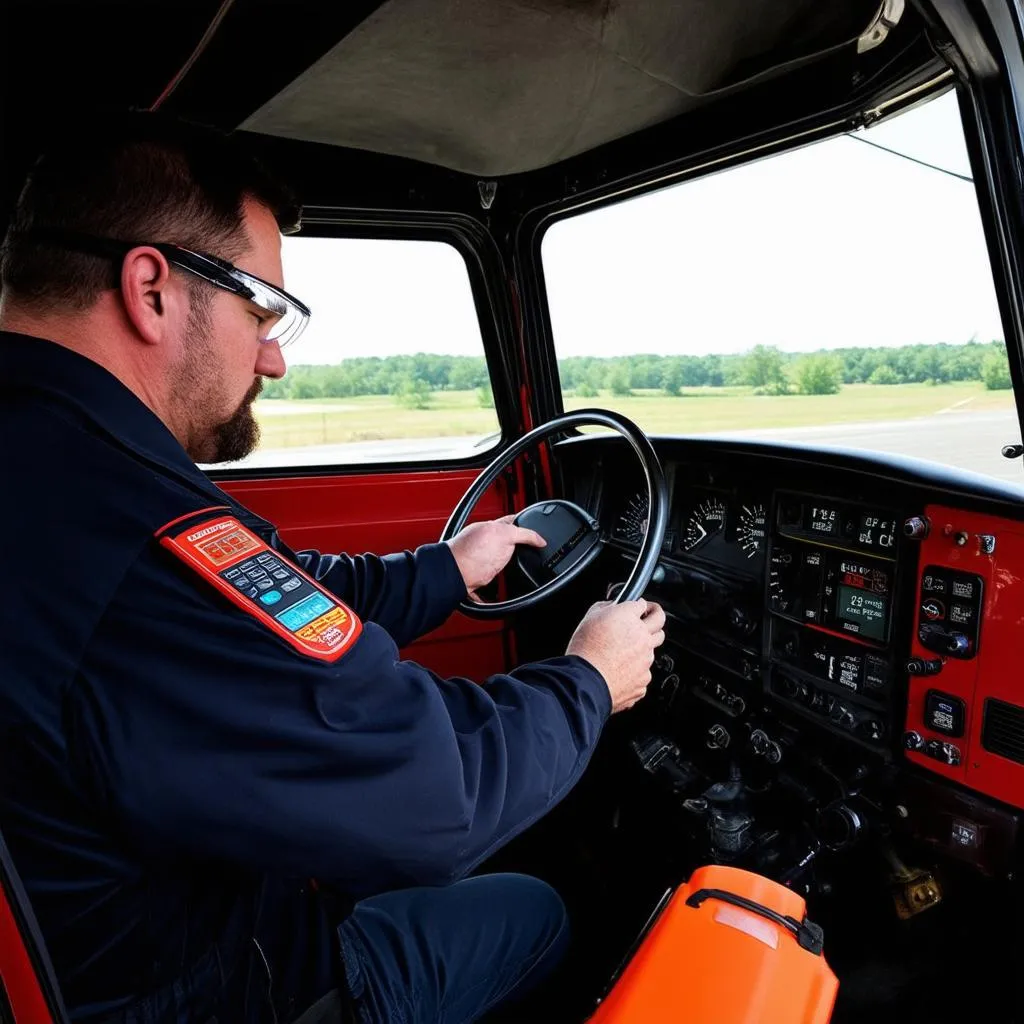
left=261, top=340, right=1013, bottom=401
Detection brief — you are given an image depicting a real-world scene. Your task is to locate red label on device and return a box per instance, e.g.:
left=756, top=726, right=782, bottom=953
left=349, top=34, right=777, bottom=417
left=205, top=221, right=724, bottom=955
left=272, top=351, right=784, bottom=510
left=157, top=511, right=362, bottom=662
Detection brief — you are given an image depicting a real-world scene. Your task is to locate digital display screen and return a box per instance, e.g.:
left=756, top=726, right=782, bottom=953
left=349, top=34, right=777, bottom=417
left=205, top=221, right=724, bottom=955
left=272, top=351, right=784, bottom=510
left=837, top=583, right=887, bottom=640
left=808, top=506, right=839, bottom=536
left=856, top=514, right=896, bottom=551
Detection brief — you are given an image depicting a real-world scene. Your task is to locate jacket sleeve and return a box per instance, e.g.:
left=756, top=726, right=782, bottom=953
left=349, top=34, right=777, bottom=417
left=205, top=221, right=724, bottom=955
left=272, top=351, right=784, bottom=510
left=73, top=545, right=611, bottom=899
left=281, top=537, right=467, bottom=648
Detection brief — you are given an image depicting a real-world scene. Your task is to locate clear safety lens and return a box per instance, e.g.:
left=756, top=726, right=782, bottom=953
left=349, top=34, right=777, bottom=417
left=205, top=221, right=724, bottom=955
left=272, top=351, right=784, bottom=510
left=234, top=269, right=311, bottom=348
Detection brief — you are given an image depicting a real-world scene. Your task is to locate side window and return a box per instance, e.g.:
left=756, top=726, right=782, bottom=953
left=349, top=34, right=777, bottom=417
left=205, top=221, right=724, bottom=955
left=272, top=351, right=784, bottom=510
left=227, top=237, right=500, bottom=469
left=542, top=89, right=1018, bottom=484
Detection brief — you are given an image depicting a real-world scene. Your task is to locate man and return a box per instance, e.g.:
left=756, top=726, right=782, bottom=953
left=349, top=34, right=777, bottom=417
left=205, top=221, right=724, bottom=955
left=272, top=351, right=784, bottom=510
left=0, top=111, right=665, bottom=1024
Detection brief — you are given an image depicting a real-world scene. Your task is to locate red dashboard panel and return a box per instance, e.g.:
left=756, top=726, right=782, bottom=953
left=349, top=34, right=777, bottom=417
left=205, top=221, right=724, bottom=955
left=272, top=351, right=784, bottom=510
left=904, top=504, right=1024, bottom=810
left=219, top=470, right=513, bottom=679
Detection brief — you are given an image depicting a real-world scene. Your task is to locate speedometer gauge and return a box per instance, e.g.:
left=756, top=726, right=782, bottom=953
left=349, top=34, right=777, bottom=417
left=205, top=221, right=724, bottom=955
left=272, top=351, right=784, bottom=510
left=615, top=492, right=649, bottom=546
left=735, top=504, right=767, bottom=559
left=682, top=497, right=726, bottom=552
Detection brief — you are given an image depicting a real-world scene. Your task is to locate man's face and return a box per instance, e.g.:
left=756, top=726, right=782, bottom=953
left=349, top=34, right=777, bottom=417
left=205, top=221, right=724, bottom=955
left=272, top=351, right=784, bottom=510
left=172, top=199, right=288, bottom=464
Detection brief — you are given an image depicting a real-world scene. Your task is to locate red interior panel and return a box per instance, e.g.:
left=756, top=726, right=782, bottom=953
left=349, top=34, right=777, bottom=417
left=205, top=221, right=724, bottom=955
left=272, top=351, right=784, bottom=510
left=0, top=882, right=52, bottom=1024
left=904, top=505, right=1024, bottom=809
left=219, top=470, right=512, bottom=679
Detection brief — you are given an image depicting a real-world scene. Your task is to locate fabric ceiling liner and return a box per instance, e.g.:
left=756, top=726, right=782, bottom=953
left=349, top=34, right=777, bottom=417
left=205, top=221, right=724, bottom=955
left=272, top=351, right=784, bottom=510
left=243, top=0, right=891, bottom=176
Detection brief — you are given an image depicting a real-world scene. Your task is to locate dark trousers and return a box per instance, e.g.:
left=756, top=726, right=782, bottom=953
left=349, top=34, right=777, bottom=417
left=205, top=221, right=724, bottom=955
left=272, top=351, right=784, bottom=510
left=336, top=873, right=570, bottom=1023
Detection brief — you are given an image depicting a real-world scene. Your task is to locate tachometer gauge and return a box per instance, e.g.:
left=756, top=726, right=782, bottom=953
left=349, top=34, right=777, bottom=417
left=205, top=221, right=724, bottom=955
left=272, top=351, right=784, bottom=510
left=682, top=496, right=726, bottom=552
left=615, top=492, right=649, bottom=545
left=735, top=504, right=767, bottom=559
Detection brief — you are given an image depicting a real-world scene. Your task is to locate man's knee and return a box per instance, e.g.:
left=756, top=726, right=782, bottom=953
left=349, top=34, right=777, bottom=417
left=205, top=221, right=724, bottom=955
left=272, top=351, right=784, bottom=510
left=338, top=873, right=571, bottom=1022
left=470, top=874, right=570, bottom=998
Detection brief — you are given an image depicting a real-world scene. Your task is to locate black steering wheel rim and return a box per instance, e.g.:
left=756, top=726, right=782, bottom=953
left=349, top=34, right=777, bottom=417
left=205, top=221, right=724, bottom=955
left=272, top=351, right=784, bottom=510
left=440, top=408, right=669, bottom=618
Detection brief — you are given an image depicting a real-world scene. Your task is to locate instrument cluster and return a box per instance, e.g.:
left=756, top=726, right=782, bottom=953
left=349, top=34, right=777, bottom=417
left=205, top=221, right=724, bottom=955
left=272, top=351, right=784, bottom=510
left=605, top=471, right=908, bottom=756
left=613, top=485, right=768, bottom=576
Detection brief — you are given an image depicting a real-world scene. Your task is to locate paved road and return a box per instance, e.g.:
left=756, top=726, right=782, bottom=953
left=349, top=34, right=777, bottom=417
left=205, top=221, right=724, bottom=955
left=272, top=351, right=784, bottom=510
left=719, top=408, right=1024, bottom=485
left=223, top=409, right=1024, bottom=487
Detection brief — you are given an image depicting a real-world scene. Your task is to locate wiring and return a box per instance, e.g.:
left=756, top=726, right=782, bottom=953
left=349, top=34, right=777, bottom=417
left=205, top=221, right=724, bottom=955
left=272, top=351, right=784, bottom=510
left=844, top=132, right=974, bottom=182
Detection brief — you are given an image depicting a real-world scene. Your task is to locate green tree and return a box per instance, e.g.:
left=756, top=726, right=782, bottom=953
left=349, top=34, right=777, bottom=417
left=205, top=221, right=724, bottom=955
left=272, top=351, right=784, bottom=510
left=868, top=364, right=900, bottom=385
left=743, top=345, right=788, bottom=394
left=477, top=381, right=494, bottom=408
left=607, top=366, right=632, bottom=397
left=576, top=381, right=598, bottom=398
left=396, top=377, right=433, bottom=409
left=795, top=355, right=842, bottom=395
left=450, top=358, right=487, bottom=391
left=661, top=361, right=684, bottom=396
left=982, top=351, right=1013, bottom=390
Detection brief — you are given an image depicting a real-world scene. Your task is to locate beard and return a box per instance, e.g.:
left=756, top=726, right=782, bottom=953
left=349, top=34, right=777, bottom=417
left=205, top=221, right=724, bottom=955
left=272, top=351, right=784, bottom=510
left=174, top=292, right=264, bottom=464
left=208, top=375, right=263, bottom=464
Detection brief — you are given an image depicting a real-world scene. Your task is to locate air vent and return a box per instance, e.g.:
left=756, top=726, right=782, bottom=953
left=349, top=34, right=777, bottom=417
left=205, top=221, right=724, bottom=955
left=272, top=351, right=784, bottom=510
left=982, top=699, right=1024, bottom=765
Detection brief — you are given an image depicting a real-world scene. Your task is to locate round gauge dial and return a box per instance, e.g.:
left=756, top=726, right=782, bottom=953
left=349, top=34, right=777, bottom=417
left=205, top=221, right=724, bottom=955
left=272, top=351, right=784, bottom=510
left=682, top=496, right=727, bottom=552
left=615, top=492, right=649, bottom=545
left=735, top=503, right=767, bottom=559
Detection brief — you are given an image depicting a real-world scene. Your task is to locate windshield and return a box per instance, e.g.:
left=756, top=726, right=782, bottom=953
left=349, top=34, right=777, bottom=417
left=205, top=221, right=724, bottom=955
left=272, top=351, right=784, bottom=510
left=542, top=88, right=1023, bottom=485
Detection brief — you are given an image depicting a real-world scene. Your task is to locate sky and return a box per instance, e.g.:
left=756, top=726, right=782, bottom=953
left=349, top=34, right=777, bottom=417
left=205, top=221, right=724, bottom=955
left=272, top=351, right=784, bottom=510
left=279, top=86, right=1005, bottom=365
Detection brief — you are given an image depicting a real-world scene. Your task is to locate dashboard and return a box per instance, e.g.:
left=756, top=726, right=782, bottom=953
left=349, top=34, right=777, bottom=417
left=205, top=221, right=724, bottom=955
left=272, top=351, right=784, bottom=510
left=552, top=433, right=1024, bottom=879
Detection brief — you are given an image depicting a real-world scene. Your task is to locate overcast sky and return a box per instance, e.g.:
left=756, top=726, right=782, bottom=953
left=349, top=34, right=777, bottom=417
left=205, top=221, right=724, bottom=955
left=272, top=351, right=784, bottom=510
left=279, top=87, right=1004, bottom=366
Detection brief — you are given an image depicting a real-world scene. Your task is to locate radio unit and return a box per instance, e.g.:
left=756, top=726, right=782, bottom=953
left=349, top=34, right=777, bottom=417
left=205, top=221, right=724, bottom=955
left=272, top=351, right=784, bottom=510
left=768, top=545, right=893, bottom=645
left=772, top=625, right=891, bottom=697
left=776, top=494, right=898, bottom=557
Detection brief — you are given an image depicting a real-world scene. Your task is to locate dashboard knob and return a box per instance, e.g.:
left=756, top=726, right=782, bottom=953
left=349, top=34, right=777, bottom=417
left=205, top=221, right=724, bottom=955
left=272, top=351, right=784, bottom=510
left=945, top=632, right=970, bottom=655
left=820, top=803, right=865, bottom=850
left=706, top=724, right=731, bottom=750
left=903, top=516, right=930, bottom=540
left=926, top=739, right=962, bottom=766
left=810, top=691, right=834, bottom=715
left=860, top=719, right=885, bottom=742
left=906, top=656, right=943, bottom=676
left=728, top=606, right=756, bottom=636
left=903, top=730, right=925, bottom=751
left=780, top=676, right=806, bottom=701
left=829, top=704, right=856, bottom=729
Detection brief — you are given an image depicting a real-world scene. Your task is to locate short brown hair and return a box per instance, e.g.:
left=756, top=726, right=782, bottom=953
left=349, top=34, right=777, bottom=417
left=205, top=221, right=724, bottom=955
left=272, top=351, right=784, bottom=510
left=0, top=108, right=300, bottom=312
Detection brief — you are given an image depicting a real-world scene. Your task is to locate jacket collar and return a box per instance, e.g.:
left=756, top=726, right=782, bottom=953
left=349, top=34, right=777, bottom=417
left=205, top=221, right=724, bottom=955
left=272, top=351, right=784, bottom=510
left=1, top=330, right=219, bottom=492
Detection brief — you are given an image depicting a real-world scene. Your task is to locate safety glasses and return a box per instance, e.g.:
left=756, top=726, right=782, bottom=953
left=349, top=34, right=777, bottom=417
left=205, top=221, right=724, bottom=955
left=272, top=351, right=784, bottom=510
left=27, top=229, right=311, bottom=347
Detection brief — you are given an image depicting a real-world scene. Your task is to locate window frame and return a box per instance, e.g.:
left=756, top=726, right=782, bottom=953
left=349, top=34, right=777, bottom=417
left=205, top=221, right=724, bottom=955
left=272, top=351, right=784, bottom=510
left=512, top=72, right=1024, bottom=450
left=205, top=210, right=523, bottom=481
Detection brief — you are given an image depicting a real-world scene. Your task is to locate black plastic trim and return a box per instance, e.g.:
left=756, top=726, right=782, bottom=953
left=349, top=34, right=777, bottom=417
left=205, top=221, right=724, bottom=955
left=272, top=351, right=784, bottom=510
left=552, top=433, right=1024, bottom=516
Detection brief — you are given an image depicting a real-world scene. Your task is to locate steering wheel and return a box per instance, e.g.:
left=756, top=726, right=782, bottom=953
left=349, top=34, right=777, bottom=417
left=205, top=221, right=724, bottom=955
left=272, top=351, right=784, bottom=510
left=439, top=409, right=669, bottom=618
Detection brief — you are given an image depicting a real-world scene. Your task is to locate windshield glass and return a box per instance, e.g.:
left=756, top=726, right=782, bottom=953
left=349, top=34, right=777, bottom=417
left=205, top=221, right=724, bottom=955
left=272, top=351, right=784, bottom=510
left=542, top=88, right=1023, bottom=485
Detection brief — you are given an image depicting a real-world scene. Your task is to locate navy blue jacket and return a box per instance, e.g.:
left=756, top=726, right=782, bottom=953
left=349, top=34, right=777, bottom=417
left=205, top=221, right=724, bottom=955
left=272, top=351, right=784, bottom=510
left=0, top=331, right=611, bottom=1023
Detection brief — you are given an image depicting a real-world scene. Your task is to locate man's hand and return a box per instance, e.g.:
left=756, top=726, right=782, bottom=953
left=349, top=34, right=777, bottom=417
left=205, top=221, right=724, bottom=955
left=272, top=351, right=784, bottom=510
left=447, top=514, right=547, bottom=600
left=566, top=600, right=666, bottom=713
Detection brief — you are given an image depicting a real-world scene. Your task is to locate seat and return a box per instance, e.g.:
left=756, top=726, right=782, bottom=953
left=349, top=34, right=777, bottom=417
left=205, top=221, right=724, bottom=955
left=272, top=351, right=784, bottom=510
left=0, top=826, right=69, bottom=1024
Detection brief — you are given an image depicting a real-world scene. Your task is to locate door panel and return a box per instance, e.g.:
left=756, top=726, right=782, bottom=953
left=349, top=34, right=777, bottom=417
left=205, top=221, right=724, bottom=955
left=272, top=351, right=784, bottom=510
left=219, top=470, right=512, bottom=678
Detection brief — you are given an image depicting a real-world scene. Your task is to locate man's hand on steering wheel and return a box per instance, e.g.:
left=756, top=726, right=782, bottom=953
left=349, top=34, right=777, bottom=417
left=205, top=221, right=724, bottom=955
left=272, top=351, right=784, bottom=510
left=447, top=515, right=548, bottom=602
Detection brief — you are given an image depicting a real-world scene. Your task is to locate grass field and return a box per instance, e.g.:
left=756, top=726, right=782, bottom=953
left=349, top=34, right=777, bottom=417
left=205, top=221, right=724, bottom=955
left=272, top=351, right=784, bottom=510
left=253, top=381, right=1015, bottom=448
